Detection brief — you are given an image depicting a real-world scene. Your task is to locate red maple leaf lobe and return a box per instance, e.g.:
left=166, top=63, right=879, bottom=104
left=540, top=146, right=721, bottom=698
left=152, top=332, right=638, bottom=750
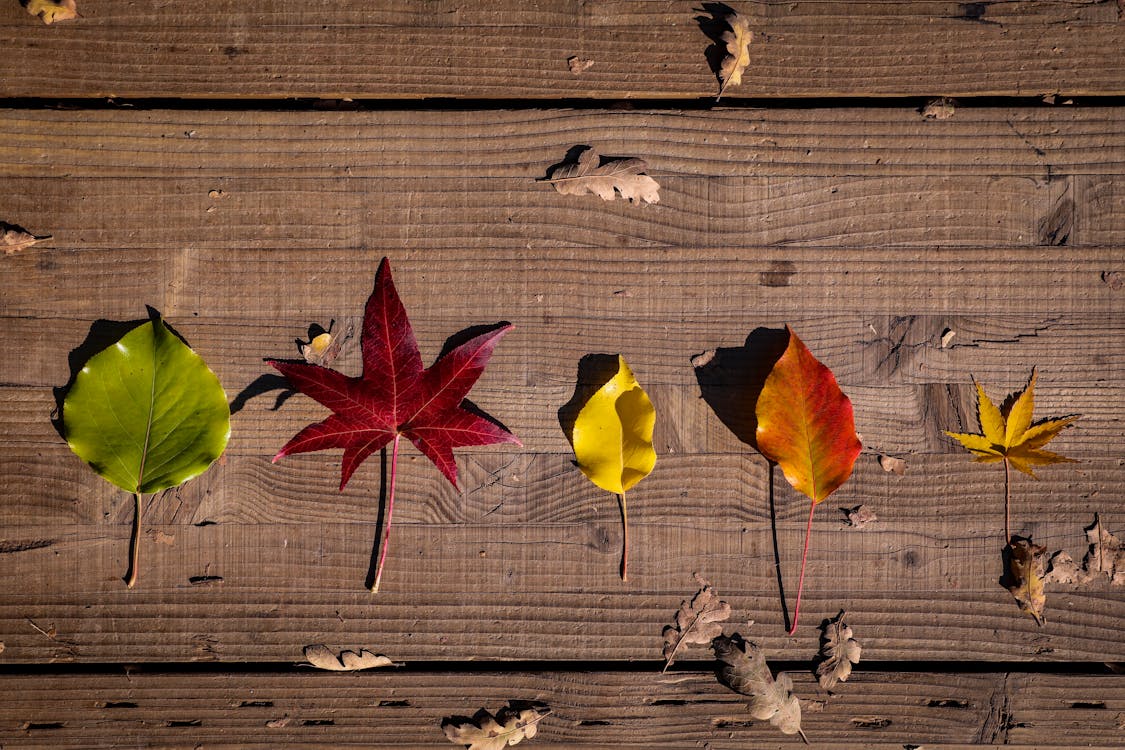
left=268, top=257, right=519, bottom=490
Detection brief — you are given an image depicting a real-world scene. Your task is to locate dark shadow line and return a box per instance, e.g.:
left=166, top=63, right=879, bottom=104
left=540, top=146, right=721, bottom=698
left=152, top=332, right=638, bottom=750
left=768, top=462, right=791, bottom=633
left=364, top=446, right=390, bottom=592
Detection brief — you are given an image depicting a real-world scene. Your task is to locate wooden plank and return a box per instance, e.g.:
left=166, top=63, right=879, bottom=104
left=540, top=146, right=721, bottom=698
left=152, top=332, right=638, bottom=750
left=1, top=109, right=1122, bottom=178
left=1, top=1, right=1122, bottom=98
left=0, top=670, right=1122, bottom=748
left=1, top=247, right=1121, bottom=322
left=3, top=313, right=1121, bottom=390
left=0, top=497, right=1121, bottom=662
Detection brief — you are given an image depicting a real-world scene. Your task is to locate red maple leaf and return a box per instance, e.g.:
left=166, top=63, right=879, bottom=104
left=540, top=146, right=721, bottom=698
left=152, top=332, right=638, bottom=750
left=268, top=257, right=519, bottom=591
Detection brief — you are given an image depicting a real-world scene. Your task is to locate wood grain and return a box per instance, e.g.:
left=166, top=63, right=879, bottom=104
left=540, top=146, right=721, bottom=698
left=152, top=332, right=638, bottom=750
left=1, top=109, right=1122, bottom=178
left=0, top=1, right=1122, bottom=98
left=0, top=670, right=1122, bottom=748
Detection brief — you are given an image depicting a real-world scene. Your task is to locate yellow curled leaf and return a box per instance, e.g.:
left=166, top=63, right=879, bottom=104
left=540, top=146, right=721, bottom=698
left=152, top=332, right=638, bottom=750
left=571, top=355, right=656, bottom=494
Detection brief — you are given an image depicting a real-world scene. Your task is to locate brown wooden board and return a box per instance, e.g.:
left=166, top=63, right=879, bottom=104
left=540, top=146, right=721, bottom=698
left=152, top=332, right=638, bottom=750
left=0, top=670, right=1121, bottom=748
left=1, top=1, right=1123, bottom=99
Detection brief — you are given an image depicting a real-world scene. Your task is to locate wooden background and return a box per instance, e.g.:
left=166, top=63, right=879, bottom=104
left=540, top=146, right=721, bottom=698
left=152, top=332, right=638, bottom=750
left=0, top=1, right=1123, bottom=747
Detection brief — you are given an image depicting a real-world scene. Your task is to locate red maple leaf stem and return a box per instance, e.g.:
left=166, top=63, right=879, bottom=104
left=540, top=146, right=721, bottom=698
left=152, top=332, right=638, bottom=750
left=370, top=433, right=402, bottom=595
left=787, top=500, right=816, bottom=636
left=617, top=491, right=629, bottom=582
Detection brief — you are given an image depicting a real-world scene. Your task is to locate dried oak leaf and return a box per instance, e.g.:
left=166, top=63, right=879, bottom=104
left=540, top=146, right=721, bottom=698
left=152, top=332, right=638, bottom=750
left=816, top=611, right=861, bottom=690
left=1006, top=539, right=1047, bottom=625
left=717, top=12, right=753, bottom=101
left=878, top=454, right=906, bottom=475
left=921, top=97, right=957, bottom=120
left=23, top=0, right=77, bottom=24
left=443, top=704, right=549, bottom=750
left=1, top=222, right=49, bottom=255
left=545, top=147, right=660, bottom=204
left=662, top=573, right=732, bottom=671
left=303, top=644, right=396, bottom=671
left=1043, top=550, right=1084, bottom=585
left=1082, top=513, right=1125, bottom=585
left=843, top=504, right=877, bottom=529
left=567, top=56, right=594, bottom=74
left=713, top=634, right=807, bottom=742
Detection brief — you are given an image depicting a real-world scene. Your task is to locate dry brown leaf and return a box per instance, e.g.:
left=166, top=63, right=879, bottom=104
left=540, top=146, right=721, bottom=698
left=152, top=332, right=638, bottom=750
left=24, top=0, right=77, bottom=24
left=265, top=716, right=291, bottom=728
left=1006, top=539, right=1047, bottom=625
left=717, top=12, right=753, bottom=101
left=1103, top=271, right=1124, bottom=290
left=878, top=454, right=906, bottom=475
left=940, top=328, right=957, bottom=348
left=843, top=504, right=877, bottom=529
left=545, top=147, right=660, bottom=204
left=1, top=223, right=49, bottom=255
left=816, top=611, right=861, bottom=690
left=662, top=573, right=732, bottom=671
left=443, top=704, right=549, bottom=750
left=713, top=634, right=807, bottom=742
left=302, top=644, right=396, bottom=671
left=1043, top=550, right=1085, bottom=585
left=299, top=322, right=354, bottom=366
left=1082, top=513, right=1125, bottom=585
left=921, top=97, right=957, bottom=119
left=567, top=56, right=594, bottom=74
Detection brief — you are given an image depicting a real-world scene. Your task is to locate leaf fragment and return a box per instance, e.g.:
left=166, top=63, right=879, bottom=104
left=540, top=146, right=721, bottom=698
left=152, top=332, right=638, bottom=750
left=567, top=56, right=594, bottom=74
left=717, top=12, right=753, bottom=101
left=662, top=573, right=732, bottom=671
left=921, top=97, right=957, bottom=120
left=545, top=147, right=660, bottom=204
left=816, top=611, right=861, bottom=690
left=1082, top=513, right=1125, bottom=585
left=24, top=0, right=77, bottom=24
left=303, top=644, right=396, bottom=671
left=1006, top=539, right=1047, bottom=625
left=299, top=322, right=354, bottom=366
left=443, top=704, right=549, bottom=750
left=944, top=369, right=1079, bottom=479
left=713, top=634, right=807, bottom=741
left=1, top=222, right=49, bottom=255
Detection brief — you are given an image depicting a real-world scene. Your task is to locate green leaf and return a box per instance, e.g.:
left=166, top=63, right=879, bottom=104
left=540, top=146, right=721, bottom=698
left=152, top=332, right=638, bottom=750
left=63, top=317, right=230, bottom=494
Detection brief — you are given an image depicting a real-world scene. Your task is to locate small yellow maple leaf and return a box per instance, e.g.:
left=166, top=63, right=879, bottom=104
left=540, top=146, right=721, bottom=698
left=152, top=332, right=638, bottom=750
left=944, top=368, right=1078, bottom=478
left=24, top=0, right=78, bottom=25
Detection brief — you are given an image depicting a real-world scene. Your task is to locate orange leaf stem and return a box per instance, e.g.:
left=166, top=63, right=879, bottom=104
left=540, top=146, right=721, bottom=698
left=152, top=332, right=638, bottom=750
left=371, top=434, right=401, bottom=594
left=787, top=500, right=816, bottom=636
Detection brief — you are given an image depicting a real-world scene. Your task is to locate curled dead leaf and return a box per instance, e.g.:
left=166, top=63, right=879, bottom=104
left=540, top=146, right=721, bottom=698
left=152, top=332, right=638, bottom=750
left=1, top=222, right=50, bottom=255
left=843, top=504, right=877, bottom=529
left=443, top=704, right=549, bottom=750
left=302, top=644, right=396, bottom=671
left=24, top=0, right=77, bottom=24
left=662, top=573, right=732, bottom=671
left=1043, top=550, right=1085, bottom=585
left=717, top=12, right=752, bottom=101
left=713, top=634, right=807, bottom=742
left=545, top=147, right=660, bottom=204
left=1006, top=539, right=1047, bottom=625
left=877, top=454, right=907, bottom=475
left=567, top=56, right=594, bottom=74
left=299, top=322, right=354, bottom=366
left=1082, top=513, right=1125, bottom=585
left=921, top=97, right=957, bottom=119
left=816, top=611, right=861, bottom=690
left=940, top=328, right=957, bottom=348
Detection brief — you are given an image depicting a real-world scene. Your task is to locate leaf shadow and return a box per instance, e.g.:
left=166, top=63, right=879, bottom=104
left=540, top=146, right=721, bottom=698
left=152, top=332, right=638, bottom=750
left=51, top=308, right=164, bottom=441
left=692, top=326, right=789, bottom=451
left=695, top=2, right=737, bottom=87
left=557, top=353, right=623, bottom=452
left=540, top=145, right=592, bottom=180
left=364, top=446, right=390, bottom=592
left=693, top=327, right=791, bottom=629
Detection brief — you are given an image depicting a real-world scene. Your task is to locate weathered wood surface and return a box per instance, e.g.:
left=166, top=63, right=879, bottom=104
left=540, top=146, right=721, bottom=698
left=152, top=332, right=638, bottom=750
left=0, top=670, right=1122, bottom=748
left=1, top=1, right=1123, bottom=99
